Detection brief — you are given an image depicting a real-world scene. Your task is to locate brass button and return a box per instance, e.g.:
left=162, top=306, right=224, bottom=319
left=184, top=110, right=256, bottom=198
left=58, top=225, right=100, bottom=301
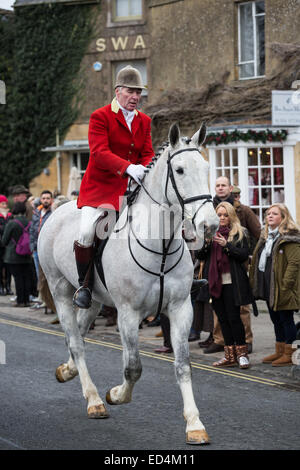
left=129, top=151, right=132, bottom=154
left=131, top=143, right=134, bottom=147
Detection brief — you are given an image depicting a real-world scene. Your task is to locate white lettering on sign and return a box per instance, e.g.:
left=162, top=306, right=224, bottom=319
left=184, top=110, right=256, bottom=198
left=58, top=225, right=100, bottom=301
left=96, top=38, right=106, bottom=52
left=134, top=35, right=146, bottom=49
left=96, top=35, right=146, bottom=52
left=111, top=36, right=129, bottom=51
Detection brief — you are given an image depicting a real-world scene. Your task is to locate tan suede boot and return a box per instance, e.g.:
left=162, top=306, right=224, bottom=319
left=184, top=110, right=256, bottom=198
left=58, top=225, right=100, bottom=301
left=262, top=342, right=285, bottom=364
left=272, top=344, right=293, bottom=367
left=212, top=345, right=237, bottom=367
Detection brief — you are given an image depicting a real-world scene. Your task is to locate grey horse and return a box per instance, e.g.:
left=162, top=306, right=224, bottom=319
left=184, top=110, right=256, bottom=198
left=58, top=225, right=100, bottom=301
left=38, top=123, right=218, bottom=445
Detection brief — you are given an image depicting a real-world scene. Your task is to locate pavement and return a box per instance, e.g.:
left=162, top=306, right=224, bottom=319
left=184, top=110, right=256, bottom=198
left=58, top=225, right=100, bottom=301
left=1, top=293, right=300, bottom=386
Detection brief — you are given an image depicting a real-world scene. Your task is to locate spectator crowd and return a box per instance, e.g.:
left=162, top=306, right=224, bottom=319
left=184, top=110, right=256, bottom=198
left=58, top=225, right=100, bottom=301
left=0, top=178, right=299, bottom=370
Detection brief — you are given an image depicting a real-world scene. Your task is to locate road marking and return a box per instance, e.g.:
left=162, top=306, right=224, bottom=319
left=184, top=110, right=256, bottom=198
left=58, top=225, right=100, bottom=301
left=0, top=317, right=292, bottom=389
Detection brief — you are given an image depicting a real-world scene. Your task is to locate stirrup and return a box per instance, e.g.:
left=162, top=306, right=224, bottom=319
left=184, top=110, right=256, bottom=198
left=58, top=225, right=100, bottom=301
left=73, top=286, right=92, bottom=309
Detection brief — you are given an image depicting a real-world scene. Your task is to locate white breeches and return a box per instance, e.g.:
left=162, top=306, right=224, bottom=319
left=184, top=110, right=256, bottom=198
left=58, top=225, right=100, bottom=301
left=78, top=206, right=108, bottom=247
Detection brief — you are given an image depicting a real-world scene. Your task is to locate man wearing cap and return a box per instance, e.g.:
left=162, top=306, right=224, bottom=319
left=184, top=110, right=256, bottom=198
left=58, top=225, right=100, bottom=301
left=232, top=185, right=241, bottom=201
left=10, top=185, right=33, bottom=221
left=74, top=65, right=154, bottom=309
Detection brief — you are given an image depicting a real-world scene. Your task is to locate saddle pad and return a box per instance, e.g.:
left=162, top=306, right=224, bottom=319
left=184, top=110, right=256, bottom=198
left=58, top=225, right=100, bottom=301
left=94, top=211, right=119, bottom=290
left=94, top=237, right=109, bottom=290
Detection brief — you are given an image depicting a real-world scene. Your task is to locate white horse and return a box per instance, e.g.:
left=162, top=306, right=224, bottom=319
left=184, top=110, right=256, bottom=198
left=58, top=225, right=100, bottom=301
left=38, top=122, right=219, bottom=445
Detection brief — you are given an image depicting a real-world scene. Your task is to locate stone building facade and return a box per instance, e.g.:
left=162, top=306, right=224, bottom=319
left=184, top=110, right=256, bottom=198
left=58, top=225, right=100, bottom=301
left=14, top=0, right=300, bottom=223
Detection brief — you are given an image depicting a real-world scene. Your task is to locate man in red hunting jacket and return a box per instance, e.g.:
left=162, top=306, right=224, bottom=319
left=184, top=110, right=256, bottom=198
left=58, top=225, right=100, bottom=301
left=74, top=66, right=154, bottom=309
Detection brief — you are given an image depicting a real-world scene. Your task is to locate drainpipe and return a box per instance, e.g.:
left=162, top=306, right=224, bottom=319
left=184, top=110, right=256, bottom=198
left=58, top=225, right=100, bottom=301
left=56, top=128, right=62, bottom=193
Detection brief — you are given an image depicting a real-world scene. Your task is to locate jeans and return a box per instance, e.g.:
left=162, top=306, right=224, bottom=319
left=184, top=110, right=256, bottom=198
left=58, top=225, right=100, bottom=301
left=33, top=250, right=39, bottom=281
left=267, top=304, right=297, bottom=344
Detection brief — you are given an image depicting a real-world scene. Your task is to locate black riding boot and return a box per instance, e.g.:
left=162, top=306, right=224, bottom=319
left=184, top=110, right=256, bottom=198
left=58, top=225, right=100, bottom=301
left=73, top=241, right=94, bottom=309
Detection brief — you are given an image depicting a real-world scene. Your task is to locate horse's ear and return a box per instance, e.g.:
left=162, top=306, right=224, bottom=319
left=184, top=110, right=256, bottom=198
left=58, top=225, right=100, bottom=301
left=169, top=123, right=180, bottom=148
left=191, top=122, right=207, bottom=147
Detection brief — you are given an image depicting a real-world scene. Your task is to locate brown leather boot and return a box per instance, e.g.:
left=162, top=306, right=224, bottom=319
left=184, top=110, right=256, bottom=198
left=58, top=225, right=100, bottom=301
left=235, top=344, right=250, bottom=369
left=262, top=342, right=285, bottom=364
left=272, top=344, right=293, bottom=367
left=73, top=241, right=94, bottom=309
left=212, top=345, right=237, bottom=367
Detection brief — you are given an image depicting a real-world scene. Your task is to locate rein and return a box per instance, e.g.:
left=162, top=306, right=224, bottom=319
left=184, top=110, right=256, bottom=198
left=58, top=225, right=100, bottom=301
left=115, top=144, right=213, bottom=318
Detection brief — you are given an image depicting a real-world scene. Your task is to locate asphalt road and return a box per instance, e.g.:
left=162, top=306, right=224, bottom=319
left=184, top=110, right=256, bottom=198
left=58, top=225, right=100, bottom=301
left=0, top=317, right=299, bottom=452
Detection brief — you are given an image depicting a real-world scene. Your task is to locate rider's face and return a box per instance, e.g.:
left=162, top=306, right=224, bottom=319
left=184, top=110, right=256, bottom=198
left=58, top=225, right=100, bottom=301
left=115, top=87, right=142, bottom=111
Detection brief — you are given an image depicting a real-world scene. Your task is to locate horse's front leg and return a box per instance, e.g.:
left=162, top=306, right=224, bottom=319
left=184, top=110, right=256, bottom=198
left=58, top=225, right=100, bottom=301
left=106, top=307, right=142, bottom=405
left=168, top=297, right=210, bottom=445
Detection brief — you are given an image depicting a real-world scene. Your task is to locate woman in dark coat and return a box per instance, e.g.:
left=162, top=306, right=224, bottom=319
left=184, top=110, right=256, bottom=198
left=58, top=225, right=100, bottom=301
left=2, top=202, right=32, bottom=307
left=197, top=202, right=255, bottom=369
left=0, top=195, right=13, bottom=295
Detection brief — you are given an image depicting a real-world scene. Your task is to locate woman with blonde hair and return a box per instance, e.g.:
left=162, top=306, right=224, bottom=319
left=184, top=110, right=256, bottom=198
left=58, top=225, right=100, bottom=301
left=197, top=202, right=255, bottom=369
left=250, top=203, right=300, bottom=366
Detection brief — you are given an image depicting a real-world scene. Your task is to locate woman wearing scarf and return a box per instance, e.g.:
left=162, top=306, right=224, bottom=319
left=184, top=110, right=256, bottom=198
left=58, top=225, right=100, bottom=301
left=250, top=204, right=300, bottom=367
left=197, top=202, right=255, bottom=369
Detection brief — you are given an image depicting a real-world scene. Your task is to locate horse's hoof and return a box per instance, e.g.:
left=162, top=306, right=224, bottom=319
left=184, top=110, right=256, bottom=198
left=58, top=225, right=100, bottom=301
left=105, top=388, right=131, bottom=405
left=105, top=390, right=115, bottom=405
left=88, top=404, right=109, bottom=419
left=186, top=430, right=210, bottom=445
left=55, top=364, right=67, bottom=383
left=55, top=364, right=78, bottom=383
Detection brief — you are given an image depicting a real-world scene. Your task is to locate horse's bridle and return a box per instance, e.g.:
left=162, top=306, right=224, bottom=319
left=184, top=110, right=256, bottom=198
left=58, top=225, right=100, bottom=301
left=165, top=147, right=213, bottom=228
left=117, top=145, right=214, bottom=318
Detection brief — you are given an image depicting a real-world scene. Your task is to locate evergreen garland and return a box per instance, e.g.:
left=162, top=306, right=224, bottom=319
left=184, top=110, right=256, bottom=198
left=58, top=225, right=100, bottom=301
left=205, top=129, right=288, bottom=146
left=0, top=4, right=95, bottom=193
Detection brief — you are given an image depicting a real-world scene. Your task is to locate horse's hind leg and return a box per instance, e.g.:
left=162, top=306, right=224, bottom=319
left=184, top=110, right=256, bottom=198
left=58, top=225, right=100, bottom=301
left=106, top=307, right=142, bottom=405
left=53, top=278, right=109, bottom=419
left=168, top=297, right=210, bottom=445
left=56, top=302, right=100, bottom=383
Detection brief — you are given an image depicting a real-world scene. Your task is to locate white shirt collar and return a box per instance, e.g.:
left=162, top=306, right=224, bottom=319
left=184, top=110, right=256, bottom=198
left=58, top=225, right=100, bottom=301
left=116, top=99, right=135, bottom=131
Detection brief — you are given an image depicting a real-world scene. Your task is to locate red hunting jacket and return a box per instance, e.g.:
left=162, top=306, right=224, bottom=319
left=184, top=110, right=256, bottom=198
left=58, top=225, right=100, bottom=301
left=77, top=98, right=154, bottom=210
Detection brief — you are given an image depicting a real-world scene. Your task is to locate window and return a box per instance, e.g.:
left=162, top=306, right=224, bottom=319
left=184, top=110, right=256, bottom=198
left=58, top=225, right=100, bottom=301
left=238, top=1, right=265, bottom=79
left=215, top=148, right=239, bottom=186
left=209, top=139, right=295, bottom=224
left=72, top=152, right=89, bottom=177
left=113, top=60, right=148, bottom=96
left=247, top=147, right=284, bottom=221
left=113, top=0, right=142, bottom=21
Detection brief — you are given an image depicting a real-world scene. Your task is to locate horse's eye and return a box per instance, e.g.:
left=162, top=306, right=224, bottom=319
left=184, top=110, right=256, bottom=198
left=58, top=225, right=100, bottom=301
left=176, top=167, right=184, bottom=175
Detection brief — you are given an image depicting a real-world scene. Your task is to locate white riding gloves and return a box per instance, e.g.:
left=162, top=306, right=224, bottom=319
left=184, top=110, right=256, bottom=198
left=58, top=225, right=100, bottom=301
left=126, top=164, right=147, bottom=185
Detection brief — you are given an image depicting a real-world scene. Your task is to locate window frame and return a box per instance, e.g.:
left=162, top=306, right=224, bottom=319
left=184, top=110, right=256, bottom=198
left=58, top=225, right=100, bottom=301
left=112, top=0, right=143, bottom=23
left=207, top=134, right=296, bottom=223
left=237, top=0, right=265, bottom=80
